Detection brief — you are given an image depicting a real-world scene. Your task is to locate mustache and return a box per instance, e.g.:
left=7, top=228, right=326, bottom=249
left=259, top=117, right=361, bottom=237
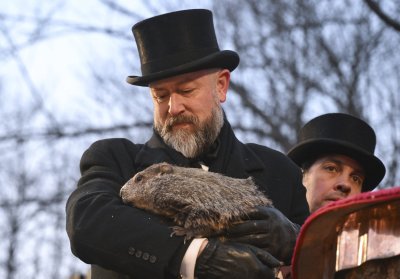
left=165, top=114, right=199, bottom=129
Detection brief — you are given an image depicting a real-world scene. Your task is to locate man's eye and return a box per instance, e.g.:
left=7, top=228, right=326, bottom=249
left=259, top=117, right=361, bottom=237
left=324, top=165, right=337, bottom=172
left=180, top=88, right=194, bottom=94
left=352, top=175, right=363, bottom=185
left=155, top=95, right=167, bottom=103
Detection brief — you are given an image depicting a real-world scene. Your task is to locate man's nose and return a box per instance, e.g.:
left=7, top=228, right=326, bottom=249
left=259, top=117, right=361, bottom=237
left=168, top=93, right=185, bottom=116
left=334, top=175, right=352, bottom=195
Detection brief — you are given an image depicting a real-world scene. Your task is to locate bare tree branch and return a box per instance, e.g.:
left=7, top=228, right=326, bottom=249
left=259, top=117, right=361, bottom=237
left=364, top=0, right=400, bottom=32
left=0, top=121, right=152, bottom=142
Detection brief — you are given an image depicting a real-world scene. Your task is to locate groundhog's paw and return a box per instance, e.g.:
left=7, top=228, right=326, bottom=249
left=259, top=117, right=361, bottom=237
left=170, top=226, right=186, bottom=236
left=170, top=226, right=195, bottom=243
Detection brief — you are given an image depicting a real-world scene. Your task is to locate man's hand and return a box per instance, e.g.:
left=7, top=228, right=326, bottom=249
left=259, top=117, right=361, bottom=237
left=225, top=206, right=300, bottom=264
left=194, top=238, right=282, bottom=279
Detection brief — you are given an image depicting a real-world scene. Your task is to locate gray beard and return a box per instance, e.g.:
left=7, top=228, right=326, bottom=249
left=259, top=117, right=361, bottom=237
left=155, top=107, right=224, bottom=158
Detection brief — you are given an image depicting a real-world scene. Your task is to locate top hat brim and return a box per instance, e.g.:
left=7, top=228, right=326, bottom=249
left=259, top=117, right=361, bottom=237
left=287, top=138, right=386, bottom=191
left=291, top=186, right=400, bottom=279
left=126, top=50, right=239, bottom=87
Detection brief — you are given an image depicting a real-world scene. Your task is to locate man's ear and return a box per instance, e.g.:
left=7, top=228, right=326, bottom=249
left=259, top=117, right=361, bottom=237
left=302, top=171, right=309, bottom=189
left=216, top=69, right=230, bottom=103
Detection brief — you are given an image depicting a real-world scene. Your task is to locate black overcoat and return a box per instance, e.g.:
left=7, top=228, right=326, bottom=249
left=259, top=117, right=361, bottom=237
left=66, top=120, right=309, bottom=279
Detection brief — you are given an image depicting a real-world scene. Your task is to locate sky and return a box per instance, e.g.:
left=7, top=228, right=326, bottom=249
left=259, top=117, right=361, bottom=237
left=1, top=0, right=214, bottom=123
left=0, top=1, right=214, bottom=277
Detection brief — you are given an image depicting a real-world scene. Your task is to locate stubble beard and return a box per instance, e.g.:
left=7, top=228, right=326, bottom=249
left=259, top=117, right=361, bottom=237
left=154, top=105, right=224, bottom=158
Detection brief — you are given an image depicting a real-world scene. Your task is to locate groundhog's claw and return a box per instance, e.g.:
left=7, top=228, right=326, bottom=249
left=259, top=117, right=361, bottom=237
left=170, top=226, right=195, bottom=243
left=171, top=226, right=186, bottom=236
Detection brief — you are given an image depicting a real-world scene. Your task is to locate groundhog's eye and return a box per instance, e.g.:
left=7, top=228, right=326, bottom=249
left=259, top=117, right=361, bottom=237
left=135, top=175, right=143, bottom=183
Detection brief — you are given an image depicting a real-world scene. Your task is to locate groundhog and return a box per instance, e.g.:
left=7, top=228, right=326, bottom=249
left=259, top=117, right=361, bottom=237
left=120, top=162, right=272, bottom=240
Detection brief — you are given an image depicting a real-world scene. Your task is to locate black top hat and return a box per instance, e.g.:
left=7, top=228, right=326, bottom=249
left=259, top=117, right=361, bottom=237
left=287, top=113, right=385, bottom=191
left=126, top=9, right=240, bottom=87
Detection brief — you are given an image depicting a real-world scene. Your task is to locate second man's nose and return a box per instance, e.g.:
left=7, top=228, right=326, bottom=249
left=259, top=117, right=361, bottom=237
left=334, top=175, right=352, bottom=195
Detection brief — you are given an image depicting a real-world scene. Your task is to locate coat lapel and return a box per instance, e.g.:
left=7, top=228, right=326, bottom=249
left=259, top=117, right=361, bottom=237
left=134, top=121, right=266, bottom=179
left=134, top=130, right=192, bottom=170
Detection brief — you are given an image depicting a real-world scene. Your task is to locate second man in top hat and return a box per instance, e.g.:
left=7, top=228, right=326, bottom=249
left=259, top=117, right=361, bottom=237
left=288, top=112, right=386, bottom=213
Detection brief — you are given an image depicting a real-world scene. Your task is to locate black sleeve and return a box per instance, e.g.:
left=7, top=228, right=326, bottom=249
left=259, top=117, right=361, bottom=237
left=287, top=166, right=310, bottom=225
left=246, top=143, right=310, bottom=226
left=66, top=138, right=189, bottom=279
left=266, top=152, right=310, bottom=226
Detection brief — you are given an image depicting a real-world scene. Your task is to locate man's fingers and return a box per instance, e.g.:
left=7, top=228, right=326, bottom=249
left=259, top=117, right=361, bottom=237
left=253, top=246, right=283, bottom=268
left=226, top=220, right=269, bottom=236
left=227, top=234, right=270, bottom=247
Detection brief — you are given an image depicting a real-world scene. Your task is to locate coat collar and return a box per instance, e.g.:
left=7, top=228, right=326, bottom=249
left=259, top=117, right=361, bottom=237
left=134, top=119, right=265, bottom=177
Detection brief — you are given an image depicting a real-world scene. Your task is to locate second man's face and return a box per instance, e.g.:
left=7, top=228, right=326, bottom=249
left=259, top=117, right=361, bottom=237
left=302, top=154, right=365, bottom=213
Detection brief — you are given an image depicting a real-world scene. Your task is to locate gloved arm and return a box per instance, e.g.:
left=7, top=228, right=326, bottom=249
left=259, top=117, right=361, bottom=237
left=67, top=139, right=188, bottom=278
left=224, top=206, right=300, bottom=264
left=194, top=238, right=282, bottom=279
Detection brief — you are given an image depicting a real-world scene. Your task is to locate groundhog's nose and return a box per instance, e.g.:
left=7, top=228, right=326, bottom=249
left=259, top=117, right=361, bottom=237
left=119, top=186, right=126, bottom=198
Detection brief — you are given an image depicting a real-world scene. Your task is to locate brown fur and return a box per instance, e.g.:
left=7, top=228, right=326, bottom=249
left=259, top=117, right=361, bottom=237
left=120, top=162, right=272, bottom=240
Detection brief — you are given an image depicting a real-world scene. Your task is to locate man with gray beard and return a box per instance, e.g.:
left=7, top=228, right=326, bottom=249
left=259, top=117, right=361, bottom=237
left=155, top=95, right=223, bottom=159
left=66, top=9, right=309, bottom=279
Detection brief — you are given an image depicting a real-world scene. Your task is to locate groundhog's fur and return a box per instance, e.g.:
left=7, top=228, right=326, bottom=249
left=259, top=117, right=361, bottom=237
left=120, top=162, right=272, bottom=240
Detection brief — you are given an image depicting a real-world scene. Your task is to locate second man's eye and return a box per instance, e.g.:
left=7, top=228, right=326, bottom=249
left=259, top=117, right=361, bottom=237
left=323, top=165, right=337, bottom=172
left=352, top=175, right=364, bottom=185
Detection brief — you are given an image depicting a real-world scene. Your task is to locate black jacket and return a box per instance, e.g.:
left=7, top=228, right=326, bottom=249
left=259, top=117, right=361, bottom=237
left=66, top=120, right=309, bottom=279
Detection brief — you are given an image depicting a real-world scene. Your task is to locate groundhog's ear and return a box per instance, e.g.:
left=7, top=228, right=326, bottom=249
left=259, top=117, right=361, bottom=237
left=159, top=163, right=173, bottom=175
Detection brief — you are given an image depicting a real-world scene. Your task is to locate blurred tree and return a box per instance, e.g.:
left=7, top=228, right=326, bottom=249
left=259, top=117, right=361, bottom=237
left=364, top=0, right=400, bottom=31
left=210, top=0, right=399, bottom=187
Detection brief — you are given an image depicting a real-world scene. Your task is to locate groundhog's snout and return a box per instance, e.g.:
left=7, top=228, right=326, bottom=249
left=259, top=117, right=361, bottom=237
left=120, top=178, right=136, bottom=200
left=120, top=185, right=128, bottom=200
